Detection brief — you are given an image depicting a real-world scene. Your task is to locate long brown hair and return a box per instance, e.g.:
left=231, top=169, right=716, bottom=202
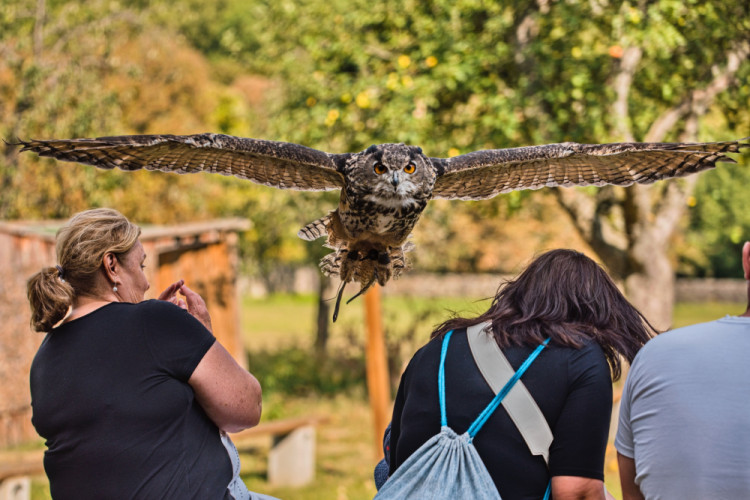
left=432, top=249, right=657, bottom=380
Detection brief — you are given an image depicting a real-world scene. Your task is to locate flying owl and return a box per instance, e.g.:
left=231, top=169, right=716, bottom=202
left=16, top=134, right=748, bottom=319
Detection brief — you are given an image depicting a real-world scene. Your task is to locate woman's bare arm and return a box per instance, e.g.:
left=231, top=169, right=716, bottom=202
left=168, top=281, right=261, bottom=432
left=189, top=341, right=262, bottom=433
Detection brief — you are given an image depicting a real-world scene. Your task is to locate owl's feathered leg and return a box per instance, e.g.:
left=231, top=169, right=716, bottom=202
left=391, top=241, right=414, bottom=276
left=320, top=248, right=347, bottom=277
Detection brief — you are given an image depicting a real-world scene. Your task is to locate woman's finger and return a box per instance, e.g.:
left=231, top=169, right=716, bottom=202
left=158, top=279, right=185, bottom=301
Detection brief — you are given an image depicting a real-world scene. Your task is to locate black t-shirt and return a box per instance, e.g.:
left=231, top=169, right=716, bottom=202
left=30, top=300, right=231, bottom=500
left=389, top=328, right=612, bottom=500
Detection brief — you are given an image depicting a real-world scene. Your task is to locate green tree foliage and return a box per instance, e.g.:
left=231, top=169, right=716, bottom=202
left=0, top=0, right=330, bottom=290
left=682, top=159, right=750, bottom=277
left=2, top=0, right=749, bottom=303
left=0, top=0, right=252, bottom=223
left=169, top=0, right=749, bottom=327
left=175, top=0, right=748, bottom=146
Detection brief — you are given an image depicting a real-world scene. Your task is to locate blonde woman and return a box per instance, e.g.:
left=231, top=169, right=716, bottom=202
left=27, top=208, right=267, bottom=500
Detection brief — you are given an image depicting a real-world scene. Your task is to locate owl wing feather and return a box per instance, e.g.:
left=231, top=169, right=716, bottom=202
left=16, top=133, right=347, bottom=191
left=430, top=139, right=749, bottom=200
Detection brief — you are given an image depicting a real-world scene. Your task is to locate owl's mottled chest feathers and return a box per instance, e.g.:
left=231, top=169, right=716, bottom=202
left=338, top=196, right=427, bottom=245
left=336, top=143, right=436, bottom=246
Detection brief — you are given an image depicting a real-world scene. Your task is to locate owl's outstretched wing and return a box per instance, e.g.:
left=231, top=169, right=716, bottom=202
left=16, top=133, right=347, bottom=191
left=430, top=139, right=749, bottom=200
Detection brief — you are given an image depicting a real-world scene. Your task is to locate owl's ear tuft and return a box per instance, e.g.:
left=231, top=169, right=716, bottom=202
left=365, top=144, right=379, bottom=155
left=413, top=146, right=423, bottom=154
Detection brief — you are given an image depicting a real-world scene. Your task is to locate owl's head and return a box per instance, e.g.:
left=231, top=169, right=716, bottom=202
left=345, top=143, right=436, bottom=205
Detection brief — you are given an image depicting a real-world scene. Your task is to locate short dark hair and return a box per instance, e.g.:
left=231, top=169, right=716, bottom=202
left=432, top=249, right=657, bottom=380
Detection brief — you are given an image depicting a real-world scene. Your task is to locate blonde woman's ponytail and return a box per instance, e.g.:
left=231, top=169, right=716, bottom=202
left=27, top=266, right=75, bottom=332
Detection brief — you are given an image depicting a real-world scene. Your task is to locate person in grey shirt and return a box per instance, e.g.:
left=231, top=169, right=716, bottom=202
left=615, top=242, right=750, bottom=500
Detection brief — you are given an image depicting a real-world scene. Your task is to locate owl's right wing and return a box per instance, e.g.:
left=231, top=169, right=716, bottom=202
left=430, top=139, right=748, bottom=200
left=16, top=133, right=348, bottom=191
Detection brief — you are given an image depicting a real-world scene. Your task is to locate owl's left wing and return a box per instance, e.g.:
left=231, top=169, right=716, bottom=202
left=430, top=139, right=749, bottom=200
left=16, top=133, right=347, bottom=191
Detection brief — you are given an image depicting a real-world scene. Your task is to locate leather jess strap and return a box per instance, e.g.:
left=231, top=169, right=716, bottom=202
left=466, top=322, right=553, bottom=464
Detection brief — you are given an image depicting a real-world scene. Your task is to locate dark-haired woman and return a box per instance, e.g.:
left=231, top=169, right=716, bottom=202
left=386, top=249, right=656, bottom=500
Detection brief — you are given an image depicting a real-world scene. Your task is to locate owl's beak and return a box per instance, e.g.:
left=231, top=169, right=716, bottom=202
left=391, top=171, right=400, bottom=187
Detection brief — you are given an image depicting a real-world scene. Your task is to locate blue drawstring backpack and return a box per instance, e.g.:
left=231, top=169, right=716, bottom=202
left=375, top=330, right=551, bottom=500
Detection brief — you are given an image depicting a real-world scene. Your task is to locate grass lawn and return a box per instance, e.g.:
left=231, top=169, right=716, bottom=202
left=27, top=295, right=743, bottom=500
left=672, top=301, right=745, bottom=328
left=241, top=292, right=492, bottom=349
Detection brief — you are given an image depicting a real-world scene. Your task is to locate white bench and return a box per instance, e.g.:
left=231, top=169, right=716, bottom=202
left=230, top=415, right=329, bottom=487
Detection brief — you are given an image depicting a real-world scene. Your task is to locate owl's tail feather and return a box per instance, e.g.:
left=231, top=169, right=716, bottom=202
left=298, top=216, right=331, bottom=241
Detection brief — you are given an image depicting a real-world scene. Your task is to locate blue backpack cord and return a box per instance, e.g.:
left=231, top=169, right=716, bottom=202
left=438, top=329, right=552, bottom=499
left=438, top=330, right=454, bottom=427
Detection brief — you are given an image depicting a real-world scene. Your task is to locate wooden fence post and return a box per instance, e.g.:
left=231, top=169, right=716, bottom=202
left=364, top=284, right=391, bottom=459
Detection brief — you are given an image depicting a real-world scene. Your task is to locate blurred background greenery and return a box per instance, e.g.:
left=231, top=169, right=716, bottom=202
left=2, top=0, right=749, bottom=331
left=2, top=0, right=748, bottom=285
left=2, top=0, right=749, bottom=498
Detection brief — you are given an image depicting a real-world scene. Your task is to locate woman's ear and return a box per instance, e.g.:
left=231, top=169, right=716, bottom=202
left=742, top=242, right=750, bottom=281
left=102, top=252, right=119, bottom=283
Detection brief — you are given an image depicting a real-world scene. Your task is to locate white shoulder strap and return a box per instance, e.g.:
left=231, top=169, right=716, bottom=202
left=466, top=322, right=553, bottom=464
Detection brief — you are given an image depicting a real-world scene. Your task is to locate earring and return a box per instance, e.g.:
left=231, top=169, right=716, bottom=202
left=113, top=286, right=118, bottom=293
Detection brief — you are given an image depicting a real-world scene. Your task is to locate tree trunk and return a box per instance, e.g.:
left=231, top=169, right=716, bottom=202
left=554, top=42, right=747, bottom=331
left=622, top=233, right=675, bottom=331
left=314, top=273, right=333, bottom=356
left=556, top=184, right=678, bottom=330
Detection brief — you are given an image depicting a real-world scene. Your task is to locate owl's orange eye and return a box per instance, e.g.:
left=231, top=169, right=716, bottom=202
left=374, top=162, right=387, bottom=175
left=404, top=163, right=416, bottom=174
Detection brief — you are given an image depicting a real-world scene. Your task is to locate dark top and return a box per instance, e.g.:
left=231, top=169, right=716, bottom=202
left=30, top=300, right=231, bottom=500
left=389, top=328, right=612, bottom=500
